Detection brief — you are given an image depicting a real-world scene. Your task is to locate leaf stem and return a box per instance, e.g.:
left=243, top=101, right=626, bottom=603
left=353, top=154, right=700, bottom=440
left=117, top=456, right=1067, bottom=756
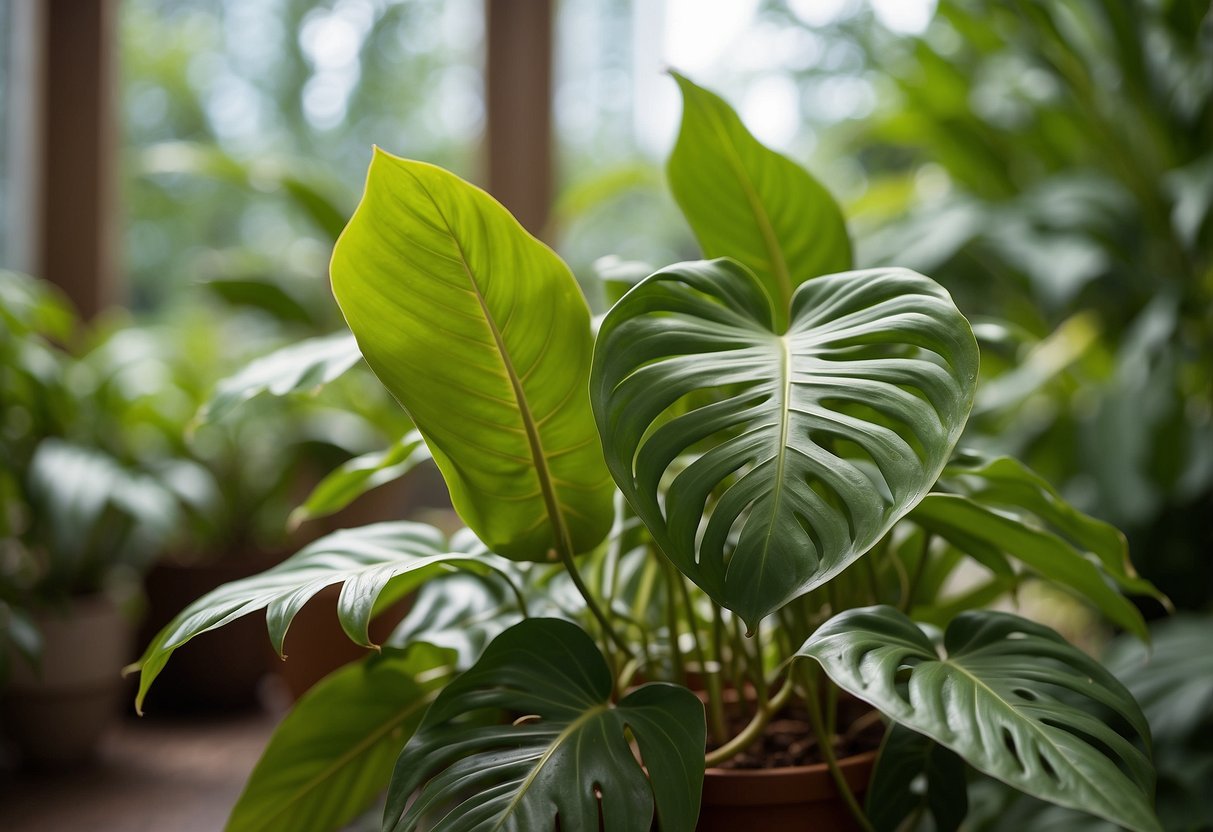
left=557, top=546, right=634, bottom=663
left=703, top=677, right=794, bottom=768
left=802, top=665, right=874, bottom=832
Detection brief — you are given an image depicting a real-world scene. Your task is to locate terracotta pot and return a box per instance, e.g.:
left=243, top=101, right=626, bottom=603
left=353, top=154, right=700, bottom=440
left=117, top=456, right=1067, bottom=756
left=697, top=750, right=877, bottom=831
left=2, top=595, right=131, bottom=766
left=137, top=554, right=279, bottom=712
left=276, top=583, right=414, bottom=700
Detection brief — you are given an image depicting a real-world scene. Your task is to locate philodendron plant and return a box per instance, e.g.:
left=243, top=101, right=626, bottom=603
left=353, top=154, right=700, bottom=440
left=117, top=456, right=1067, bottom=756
left=131, top=74, right=1166, bottom=832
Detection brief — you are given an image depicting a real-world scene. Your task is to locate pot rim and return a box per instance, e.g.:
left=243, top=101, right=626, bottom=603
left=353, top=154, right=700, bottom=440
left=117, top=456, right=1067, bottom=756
left=701, top=749, right=877, bottom=806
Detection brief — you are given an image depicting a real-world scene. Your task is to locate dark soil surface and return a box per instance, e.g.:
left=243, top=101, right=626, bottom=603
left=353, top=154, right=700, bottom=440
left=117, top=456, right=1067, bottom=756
left=709, top=698, right=884, bottom=769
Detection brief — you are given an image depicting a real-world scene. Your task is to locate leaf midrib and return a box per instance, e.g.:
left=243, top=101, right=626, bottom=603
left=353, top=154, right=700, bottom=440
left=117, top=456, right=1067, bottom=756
left=490, top=703, right=611, bottom=832
left=750, top=334, right=794, bottom=614
left=935, top=656, right=1140, bottom=825
left=697, top=93, right=793, bottom=316
left=236, top=681, right=447, bottom=832
left=402, top=168, right=576, bottom=557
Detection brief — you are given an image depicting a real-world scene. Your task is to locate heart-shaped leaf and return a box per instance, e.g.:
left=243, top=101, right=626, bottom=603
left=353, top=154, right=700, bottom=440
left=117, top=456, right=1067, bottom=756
left=129, top=521, right=520, bottom=712
left=799, top=606, right=1161, bottom=832
left=331, top=150, right=613, bottom=560
left=591, top=259, right=978, bottom=627
left=382, top=618, right=705, bottom=832
left=227, top=645, right=453, bottom=832
left=667, top=72, right=851, bottom=329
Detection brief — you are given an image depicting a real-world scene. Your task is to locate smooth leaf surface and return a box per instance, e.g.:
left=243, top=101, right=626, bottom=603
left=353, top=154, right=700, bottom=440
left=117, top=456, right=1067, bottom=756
left=867, top=724, right=968, bottom=832
left=936, top=453, right=1163, bottom=604
left=800, top=606, right=1160, bottom=832
left=227, top=645, right=452, bottom=832
left=910, top=493, right=1150, bottom=640
left=289, top=431, right=431, bottom=528
left=331, top=149, right=613, bottom=560
left=129, top=521, right=518, bottom=712
left=383, top=618, right=705, bottom=832
left=200, top=332, right=363, bottom=423
left=591, top=259, right=978, bottom=626
left=667, top=72, right=851, bottom=329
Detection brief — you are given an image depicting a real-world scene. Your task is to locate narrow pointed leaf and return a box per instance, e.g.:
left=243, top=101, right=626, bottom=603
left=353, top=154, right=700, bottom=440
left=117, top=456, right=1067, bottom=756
left=591, top=259, right=978, bottom=626
left=200, top=332, right=363, bottom=423
left=383, top=618, right=705, bottom=832
left=129, top=522, right=518, bottom=712
left=910, top=493, right=1150, bottom=640
left=667, top=72, right=851, bottom=328
left=331, top=150, right=613, bottom=560
left=799, top=606, right=1161, bottom=832
left=936, top=453, right=1165, bottom=604
left=289, top=431, right=431, bottom=528
left=226, top=646, right=453, bottom=832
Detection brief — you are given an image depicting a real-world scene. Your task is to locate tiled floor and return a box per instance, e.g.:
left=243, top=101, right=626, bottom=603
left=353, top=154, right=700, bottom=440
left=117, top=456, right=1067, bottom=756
left=0, top=708, right=279, bottom=831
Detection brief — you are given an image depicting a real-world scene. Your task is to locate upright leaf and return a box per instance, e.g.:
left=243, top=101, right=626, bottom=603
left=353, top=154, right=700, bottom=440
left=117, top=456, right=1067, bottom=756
left=129, top=521, right=519, bottom=712
left=383, top=618, right=705, bottom=832
left=331, top=150, right=613, bottom=560
left=667, top=72, right=851, bottom=329
left=800, top=606, right=1161, bottom=832
left=227, top=645, right=453, bottom=832
left=591, top=259, right=977, bottom=627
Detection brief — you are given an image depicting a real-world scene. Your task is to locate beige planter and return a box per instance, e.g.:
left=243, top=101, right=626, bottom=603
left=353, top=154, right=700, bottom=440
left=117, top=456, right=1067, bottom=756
left=2, top=595, right=131, bottom=766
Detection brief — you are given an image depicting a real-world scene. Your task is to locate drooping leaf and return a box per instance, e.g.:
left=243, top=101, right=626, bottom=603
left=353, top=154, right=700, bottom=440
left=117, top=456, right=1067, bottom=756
left=799, top=606, right=1160, bottom=832
left=227, top=645, right=453, bottom=832
left=330, top=149, right=614, bottom=560
left=937, top=453, right=1164, bottom=604
left=667, top=72, right=851, bottom=329
left=386, top=571, right=523, bottom=669
left=867, top=723, right=968, bottom=832
left=129, top=521, right=520, bottom=712
left=199, top=332, right=363, bottom=423
left=289, top=431, right=431, bottom=528
left=591, top=259, right=978, bottom=627
left=383, top=618, right=705, bottom=832
left=909, top=492, right=1150, bottom=641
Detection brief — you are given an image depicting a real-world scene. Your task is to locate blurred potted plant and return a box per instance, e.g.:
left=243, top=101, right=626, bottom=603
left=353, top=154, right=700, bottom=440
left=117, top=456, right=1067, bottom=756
left=0, top=273, right=178, bottom=765
left=85, top=306, right=402, bottom=709
left=128, top=75, right=1166, bottom=831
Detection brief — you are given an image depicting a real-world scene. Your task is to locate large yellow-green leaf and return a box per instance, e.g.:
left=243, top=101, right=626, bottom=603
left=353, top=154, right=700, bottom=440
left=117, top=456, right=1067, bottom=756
left=227, top=646, right=452, bottom=832
left=331, top=150, right=613, bottom=560
left=667, top=72, right=851, bottom=330
left=591, top=259, right=978, bottom=628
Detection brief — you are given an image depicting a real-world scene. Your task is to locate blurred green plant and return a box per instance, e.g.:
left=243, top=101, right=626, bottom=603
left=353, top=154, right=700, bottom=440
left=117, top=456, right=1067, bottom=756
left=824, top=0, right=1213, bottom=609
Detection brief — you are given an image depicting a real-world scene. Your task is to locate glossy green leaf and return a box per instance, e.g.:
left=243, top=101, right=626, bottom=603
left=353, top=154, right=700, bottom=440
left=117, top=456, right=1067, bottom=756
left=331, top=149, right=613, bottom=560
left=867, top=724, right=968, bottom=832
left=667, top=72, right=851, bottom=329
left=289, top=431, right=431, bottom=528
left=199, top=332, right=363, bottom=423
left=129, top=521, right=519, bottom=712
left=799, top=606, right=1160, bottom=832
left=910, top=493, right=1149, bottom=641
left=937, top=453, right=1164, bottom=604
left=227, top=645, right=453, bottom=832
left=591, top=259, right=978, bottom=627
left=383, top=618, right=705, bottom=832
